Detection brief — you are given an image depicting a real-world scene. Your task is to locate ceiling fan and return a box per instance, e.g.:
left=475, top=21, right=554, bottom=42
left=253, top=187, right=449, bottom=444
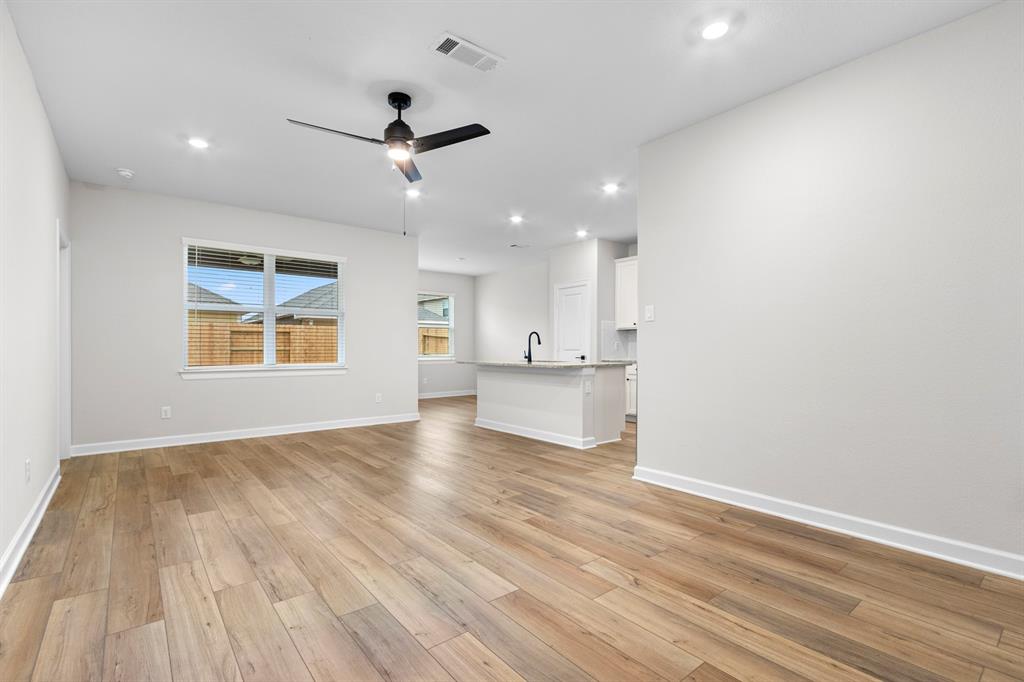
left=287, top=92, right=489, bottom=183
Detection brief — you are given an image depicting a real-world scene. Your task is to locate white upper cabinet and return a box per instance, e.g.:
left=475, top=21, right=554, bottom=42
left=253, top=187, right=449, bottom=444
left=614, top=256, right=638, bottom=330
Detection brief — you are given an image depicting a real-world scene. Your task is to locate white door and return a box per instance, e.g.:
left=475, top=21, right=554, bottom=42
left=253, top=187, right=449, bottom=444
left=554, top=282, right=590, bottom=361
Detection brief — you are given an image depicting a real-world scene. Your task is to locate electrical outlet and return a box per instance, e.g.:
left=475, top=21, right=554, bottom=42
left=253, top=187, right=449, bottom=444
left=422, top=377, right=429, bottom=384
left=24, top=459, right=31, bottom=483
left=375, top=393, right=383, bottom=403
left=644, top=304, right=655, bottom=322
left=161, top=406, right=172, bottom=419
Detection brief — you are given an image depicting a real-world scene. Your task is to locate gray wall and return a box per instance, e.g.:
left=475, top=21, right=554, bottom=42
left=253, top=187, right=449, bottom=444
left=70, top=184, right=419, bottom=448
left=418, top=270, right=476, bottom=396
left=475, top=261, right=551, bottom=362
left=637, top=2, right=1022, bottom=564
left=0, top=2, right=69, bottom=585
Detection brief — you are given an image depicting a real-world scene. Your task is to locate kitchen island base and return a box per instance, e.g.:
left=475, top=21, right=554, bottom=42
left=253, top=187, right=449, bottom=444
left=466, top=361, right=629, bottom=449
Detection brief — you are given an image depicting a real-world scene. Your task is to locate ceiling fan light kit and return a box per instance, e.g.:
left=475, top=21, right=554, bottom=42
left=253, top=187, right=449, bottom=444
left=287, top=91, right=489, bottom=184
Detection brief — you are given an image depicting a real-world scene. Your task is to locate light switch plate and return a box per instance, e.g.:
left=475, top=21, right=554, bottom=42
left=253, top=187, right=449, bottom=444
left=644, top=304, right=655, bottom=322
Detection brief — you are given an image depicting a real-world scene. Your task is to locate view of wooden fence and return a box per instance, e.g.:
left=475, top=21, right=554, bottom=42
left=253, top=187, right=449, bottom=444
left=188, top=321, right=337, bottom=366
left=418, top=327, right=450, bottom=356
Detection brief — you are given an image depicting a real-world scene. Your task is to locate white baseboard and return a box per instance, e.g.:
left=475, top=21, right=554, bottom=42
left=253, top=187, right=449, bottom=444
left=70, top=412, right=421, bottom=457
left=419, top=389, right=477, bottom=399
left=0, top=464, right=61, bottom=598
left=633, top=466, right=1024, bottom=580
left=474, top=418, right=595, bottom=449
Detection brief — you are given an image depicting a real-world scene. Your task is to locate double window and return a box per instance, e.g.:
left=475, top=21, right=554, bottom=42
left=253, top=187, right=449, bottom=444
left=418, top=293, right=454, bottom=360
left=184, top=240, right=345, bottom=369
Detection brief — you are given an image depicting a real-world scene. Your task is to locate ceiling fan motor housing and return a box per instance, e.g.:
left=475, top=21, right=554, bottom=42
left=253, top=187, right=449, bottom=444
left=385, top=118, right=414, bottom=144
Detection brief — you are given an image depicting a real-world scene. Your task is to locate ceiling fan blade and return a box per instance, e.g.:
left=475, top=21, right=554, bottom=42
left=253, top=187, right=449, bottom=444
left=395, top=157, right=422, bottom=183
left=412, top=124, right=490, bottom=154
left=286, top=118, right=385, bottom=145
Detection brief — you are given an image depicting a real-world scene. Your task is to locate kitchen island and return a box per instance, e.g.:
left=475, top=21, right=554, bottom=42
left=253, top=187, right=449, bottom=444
left=459, top=360, right=632, bottom=449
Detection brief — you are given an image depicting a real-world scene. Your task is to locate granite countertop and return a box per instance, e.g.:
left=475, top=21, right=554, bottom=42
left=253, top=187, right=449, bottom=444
left=459, top=360, right=634, bottom=369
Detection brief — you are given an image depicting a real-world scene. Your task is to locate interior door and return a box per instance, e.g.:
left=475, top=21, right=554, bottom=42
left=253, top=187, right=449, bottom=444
left=554, top=282, right=590, bottom=361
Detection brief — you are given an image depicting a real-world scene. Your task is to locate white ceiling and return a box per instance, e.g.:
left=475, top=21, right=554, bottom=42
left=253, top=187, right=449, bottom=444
left=9, top=0, right=993, bottom=274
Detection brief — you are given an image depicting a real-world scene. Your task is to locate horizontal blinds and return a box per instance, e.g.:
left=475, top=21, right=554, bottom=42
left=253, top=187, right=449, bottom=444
left=186, top=246, right=265, bottom=367
left=275, top=256, right=339, bottom=311
left=187, top=245, right=264, bottom=307
left=274, top=255, right=342, bottom=365
left=185, top=244, right=344, bottom=367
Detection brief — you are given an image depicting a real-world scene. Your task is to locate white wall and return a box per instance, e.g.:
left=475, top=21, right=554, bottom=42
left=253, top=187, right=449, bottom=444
left=549, top=239, right=598, bottom=359
left=70, top=184, right=419, bottom=450
left=418, top=270, right=476, bottom=396
left=596, top=239, right=632, bottom=361
left=637, top=2, right=1022, bottom=573
left=0, top=1, right=69, bottom=586
left=475, top=261, right=550, bottom=361
left=548, top=239, right=631, bottom=361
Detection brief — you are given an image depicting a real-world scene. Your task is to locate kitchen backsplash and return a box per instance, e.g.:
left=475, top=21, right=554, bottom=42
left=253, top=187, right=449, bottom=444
left=600, top=320, right=637, bottom=361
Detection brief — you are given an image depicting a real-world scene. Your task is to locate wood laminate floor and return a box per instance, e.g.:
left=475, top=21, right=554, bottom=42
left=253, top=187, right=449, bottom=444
left=1, top=396, right=1021, bottom=682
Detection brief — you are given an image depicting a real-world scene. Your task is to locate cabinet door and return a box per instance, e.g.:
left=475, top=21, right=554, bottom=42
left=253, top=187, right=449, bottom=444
left=625, top=374, right=637, bottom=415
left=615, top=259, right=639, bottom=329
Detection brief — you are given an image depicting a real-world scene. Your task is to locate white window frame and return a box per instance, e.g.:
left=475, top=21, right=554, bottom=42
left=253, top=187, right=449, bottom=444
left=179, top=237, right=347, bottom=379
left=417, top=291, right=455, bottom=363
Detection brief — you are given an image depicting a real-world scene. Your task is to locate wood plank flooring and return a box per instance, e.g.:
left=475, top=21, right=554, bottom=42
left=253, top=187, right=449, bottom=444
left=1, top=396, right=1021, bottom=681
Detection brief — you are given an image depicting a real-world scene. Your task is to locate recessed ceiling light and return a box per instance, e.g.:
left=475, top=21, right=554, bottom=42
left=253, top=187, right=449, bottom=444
left=455, top=257, right=466, bottom=262
left=405, top=188, right=421, bottom=198
left=602, top=183, right=619, bottom=195
left=701, top=21, right=729, bottom=40
left=576, top=229, right=588, bottom=238
left=188, top=137, right=209, bottom=149
left=115, top=167, right=134, bottom=179
left=509, top=215, right=524, bottom=224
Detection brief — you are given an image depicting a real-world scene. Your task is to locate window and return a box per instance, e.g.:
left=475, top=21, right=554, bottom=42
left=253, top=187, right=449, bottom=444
left=184, top=240, right=344, bottom=371
left=418, top=292, right=454, bottom=359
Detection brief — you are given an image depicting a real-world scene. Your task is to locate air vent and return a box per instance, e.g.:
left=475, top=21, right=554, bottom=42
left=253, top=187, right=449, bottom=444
left=432, top=32, right=504, bottom=72
left=436, top=37, right=459, bottom=55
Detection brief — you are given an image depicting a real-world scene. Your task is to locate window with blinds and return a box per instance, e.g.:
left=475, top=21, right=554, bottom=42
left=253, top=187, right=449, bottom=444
left=185, top=241, right=344, bottom=368
left=417, top=293, right=453, bottom=358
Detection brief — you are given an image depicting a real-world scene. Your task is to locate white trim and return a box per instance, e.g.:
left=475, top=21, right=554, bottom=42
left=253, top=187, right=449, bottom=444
left=70, top=412, right=420, bottom=456
left=417, top=357, right=456, bottom=364
left=182, top=237, right=348, bottom=263
left=633, top=466, right=1024, bottom=580
left=0, top=465, right=61, bottom=598
left=263, top=253, right=276, bottom=365
left=419, top=389, right=476, bottom=399
left=179, top=365, right=348, bottom=380
left=474, top=417, right=596, bottom=449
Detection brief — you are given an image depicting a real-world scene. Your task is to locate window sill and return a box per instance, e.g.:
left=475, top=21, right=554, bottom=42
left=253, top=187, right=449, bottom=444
left=179, top=365, right=348, bottom=380
left=418, top=357, right=456, bottom=364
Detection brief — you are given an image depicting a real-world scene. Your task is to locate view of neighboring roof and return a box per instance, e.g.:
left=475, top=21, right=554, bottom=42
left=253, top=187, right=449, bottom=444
left=188, top=282, right=238, bottom=305
left=279, top=282, right=337, bottom=309
left=418, top=307, right=447, bottom=323
left=417, top=293, right=449, bottom=323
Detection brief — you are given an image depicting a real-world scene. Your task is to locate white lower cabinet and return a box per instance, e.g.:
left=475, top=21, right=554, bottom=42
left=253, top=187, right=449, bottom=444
left=625, top=364, right=637, bottom=415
